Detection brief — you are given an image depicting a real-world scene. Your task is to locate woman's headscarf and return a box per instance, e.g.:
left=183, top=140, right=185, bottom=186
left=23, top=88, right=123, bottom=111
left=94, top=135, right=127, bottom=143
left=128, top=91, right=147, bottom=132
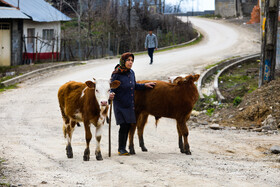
left=113, top=52, right=134, bottom=74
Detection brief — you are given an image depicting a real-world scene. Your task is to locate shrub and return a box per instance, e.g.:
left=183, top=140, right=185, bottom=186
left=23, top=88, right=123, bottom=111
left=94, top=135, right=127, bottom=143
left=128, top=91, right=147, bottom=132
left=233, top=96, right=242, bottom=106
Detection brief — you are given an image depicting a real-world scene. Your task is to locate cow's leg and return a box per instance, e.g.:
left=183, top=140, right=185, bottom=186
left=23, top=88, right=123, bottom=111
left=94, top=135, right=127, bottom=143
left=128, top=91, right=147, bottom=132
left=137, top=113, right=149, bottom=152
left=128, top=123, right=137, bottom=154
left=176, top=117, right=191, bottom=155
left=129, top=110, right=142, bottom=155
left=95, top=124, right=103, bottom=161
left=176, top=123, right=184, bottom=153
left=63, top=119, right=76, bottom=158
left=83, top=121, right=92, bottom=161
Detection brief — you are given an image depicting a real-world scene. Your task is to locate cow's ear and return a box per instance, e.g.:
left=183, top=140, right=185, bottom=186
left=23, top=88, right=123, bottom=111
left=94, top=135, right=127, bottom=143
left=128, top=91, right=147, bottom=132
left=193, top=74, right=200, bottom=82
left=183, top=75, right=193, bottom=83
left=177, top=79, right=184, bottom=85
left=173, top=76, right=184, bottom=84
left=85, top=81, right=96, bottom=89
left=110, top=80, right=121, bottom=89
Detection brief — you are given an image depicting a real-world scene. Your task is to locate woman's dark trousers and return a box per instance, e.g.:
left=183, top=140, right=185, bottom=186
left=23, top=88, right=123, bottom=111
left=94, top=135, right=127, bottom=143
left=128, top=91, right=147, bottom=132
left=118, top=123, right=130, bottom=153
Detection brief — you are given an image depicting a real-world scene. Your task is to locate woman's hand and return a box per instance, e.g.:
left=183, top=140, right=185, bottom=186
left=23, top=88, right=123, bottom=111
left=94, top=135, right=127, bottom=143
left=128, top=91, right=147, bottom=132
left=109, top=92, right=115, bottom=100
left=145, top=82, right=156, bottom=88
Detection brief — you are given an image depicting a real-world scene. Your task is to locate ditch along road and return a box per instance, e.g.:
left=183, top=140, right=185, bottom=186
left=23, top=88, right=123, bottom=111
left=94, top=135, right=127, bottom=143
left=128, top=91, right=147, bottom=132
left=1, top=17, right=279, bottom=187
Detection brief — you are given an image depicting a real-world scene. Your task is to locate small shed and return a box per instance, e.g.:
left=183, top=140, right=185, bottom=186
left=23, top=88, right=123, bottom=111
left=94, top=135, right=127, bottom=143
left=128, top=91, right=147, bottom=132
left=215, top=0, right=258, bottom=18
left=0, top=0, right=71, bottom=66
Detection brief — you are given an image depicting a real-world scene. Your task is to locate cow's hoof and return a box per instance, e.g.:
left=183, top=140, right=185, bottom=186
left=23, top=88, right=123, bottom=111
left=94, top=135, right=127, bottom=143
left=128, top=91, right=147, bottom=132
left=180, top=149, right=185, bottom=153
left=83, top=148, right=90, bottom=161
left=66, top=145, right=73, bottom=158
left=141, top=146, right=148, bottom=152
left=129, top=149, right=136, bottom=155
left=83, top=155, right=90, bottom=161
left=129, top=146, right=136, bottom=155
left=185, top=150, right=192, bottom=155
left=96, top=151, right=103, bottom=161
left=67, top=153, right=73, bottom=158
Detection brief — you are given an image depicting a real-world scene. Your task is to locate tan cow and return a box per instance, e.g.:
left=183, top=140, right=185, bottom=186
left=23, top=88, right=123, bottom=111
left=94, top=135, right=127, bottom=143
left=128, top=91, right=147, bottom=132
left=58, top=79, right=120, bottom=161
left=129, top=74, right=200, bottom=155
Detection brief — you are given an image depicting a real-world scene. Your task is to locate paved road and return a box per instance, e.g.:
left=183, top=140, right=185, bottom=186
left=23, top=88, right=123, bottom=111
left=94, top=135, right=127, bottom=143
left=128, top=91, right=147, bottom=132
left=2, top=18, right=278, bottom=187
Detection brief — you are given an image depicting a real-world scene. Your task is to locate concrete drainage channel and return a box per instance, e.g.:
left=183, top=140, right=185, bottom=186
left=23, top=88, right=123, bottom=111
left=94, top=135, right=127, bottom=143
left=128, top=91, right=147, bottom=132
left=197, top=53, right=260, bottom=102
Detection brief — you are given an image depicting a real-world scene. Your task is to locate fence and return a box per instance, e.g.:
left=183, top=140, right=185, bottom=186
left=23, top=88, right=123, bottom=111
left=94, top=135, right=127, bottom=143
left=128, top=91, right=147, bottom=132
left=22, top=29, right=195, bottom=63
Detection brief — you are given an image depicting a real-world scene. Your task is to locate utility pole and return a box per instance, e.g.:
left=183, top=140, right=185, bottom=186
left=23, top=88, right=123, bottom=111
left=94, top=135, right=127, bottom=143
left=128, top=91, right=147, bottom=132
left=259, top=0, right=279, bottom=87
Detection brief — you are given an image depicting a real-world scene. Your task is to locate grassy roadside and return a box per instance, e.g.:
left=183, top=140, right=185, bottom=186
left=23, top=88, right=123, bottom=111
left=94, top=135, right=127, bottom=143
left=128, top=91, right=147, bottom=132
left=134, top=31, right=203, bottom=56
left=0, top=158, right=10, bottom=187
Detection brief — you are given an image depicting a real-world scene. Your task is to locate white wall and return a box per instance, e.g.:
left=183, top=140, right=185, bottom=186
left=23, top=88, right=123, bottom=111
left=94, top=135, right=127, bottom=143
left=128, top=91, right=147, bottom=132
left=23, top=20, right=61, bottom=53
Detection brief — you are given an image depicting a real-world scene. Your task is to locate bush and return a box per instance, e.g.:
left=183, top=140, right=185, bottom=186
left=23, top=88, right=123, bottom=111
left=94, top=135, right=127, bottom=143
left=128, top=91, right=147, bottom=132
left=233, top=96, right=242, bottom=106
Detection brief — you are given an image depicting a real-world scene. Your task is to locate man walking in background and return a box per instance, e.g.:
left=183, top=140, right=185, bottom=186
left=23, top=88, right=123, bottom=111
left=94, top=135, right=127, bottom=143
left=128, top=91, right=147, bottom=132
left=145, top=30, right=158, bottom=65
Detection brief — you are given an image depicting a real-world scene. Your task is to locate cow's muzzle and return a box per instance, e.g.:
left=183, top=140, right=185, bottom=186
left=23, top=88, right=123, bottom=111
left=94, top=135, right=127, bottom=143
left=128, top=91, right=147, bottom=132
left=100, top=101, right=108, bottom=106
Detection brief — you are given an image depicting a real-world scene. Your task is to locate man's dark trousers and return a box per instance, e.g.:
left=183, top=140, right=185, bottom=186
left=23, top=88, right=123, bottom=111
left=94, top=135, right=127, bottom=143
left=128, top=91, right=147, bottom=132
left=148, top=48, right=155, bottom=64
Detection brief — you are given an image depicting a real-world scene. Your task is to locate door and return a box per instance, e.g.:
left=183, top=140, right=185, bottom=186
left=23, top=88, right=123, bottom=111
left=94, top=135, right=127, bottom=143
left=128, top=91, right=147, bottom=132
left=0, top=23, right=11, bottom=66
left=27, top=28, right=35, bottom=53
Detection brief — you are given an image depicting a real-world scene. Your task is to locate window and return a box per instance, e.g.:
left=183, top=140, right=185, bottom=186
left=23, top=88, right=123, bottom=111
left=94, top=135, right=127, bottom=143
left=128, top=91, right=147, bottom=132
left=0, top=23, right=10, bottom=30
left=43, top=29, right=54, bottom=40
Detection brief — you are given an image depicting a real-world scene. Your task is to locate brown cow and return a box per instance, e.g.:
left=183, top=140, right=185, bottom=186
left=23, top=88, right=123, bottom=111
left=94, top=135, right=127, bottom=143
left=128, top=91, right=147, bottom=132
left=129, top=74, right=200, bottom=155
left=58, top=79, right=120, bottom=161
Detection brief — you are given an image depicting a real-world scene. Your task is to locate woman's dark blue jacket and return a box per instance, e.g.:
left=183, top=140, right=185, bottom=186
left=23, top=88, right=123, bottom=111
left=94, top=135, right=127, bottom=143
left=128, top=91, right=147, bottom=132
left=111, top=69, right=145, bottom=125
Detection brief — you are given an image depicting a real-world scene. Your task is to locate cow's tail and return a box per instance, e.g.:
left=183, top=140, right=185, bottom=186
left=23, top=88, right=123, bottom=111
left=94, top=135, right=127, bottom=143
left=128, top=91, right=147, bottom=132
left=154, top=116, right=161, bottom=127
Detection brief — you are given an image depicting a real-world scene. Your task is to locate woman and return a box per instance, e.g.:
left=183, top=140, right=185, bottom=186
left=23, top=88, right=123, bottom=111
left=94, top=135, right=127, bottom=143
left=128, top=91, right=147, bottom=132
left=110, top=52, right=156, bottom=156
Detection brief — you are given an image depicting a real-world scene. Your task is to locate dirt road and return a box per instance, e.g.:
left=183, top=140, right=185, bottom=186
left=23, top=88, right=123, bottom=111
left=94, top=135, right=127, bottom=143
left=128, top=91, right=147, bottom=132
left=1, top=17, right=279, bottom=186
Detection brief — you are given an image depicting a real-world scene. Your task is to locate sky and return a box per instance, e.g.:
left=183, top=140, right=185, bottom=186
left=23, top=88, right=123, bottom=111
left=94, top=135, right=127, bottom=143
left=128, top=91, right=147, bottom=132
left=165, top=0, right=215, bottom=12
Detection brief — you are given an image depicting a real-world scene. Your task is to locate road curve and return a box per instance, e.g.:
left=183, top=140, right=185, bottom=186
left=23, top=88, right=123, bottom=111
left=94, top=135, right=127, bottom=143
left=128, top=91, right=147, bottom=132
left=1, top=18, right=274, bottom=187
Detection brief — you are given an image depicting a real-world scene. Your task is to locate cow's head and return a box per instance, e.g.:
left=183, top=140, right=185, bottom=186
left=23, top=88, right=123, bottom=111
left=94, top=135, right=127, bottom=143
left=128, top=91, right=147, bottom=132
left=85, top=79, right=121, bottom=107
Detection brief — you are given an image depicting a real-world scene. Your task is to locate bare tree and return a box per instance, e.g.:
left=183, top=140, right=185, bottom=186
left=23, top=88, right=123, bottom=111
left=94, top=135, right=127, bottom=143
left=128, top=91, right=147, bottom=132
left=62, top=0, right=83, bottom=60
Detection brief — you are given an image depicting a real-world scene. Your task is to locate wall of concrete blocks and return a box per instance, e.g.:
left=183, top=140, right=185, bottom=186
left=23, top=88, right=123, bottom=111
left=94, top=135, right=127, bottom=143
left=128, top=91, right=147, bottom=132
left=215, top=0, right=237, bottom=18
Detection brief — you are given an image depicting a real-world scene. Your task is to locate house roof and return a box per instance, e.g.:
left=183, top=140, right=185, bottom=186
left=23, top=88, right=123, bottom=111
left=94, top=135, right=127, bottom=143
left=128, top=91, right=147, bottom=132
left=0, top=0, right=71, bottom=22
left=0, top=7, right=30, bottom=19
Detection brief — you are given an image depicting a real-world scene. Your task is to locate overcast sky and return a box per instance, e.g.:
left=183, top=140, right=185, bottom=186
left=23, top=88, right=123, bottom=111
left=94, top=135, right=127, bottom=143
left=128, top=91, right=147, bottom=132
left=165, top=0, right=215, bottom=12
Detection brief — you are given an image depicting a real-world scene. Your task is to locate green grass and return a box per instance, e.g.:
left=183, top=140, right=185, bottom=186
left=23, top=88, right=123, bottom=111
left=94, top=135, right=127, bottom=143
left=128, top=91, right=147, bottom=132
left=206, top=108, right=215, bottom=116
left=0, top=158, right=10, bottom=186
left=0, top=183, right=10, bottom=186
left=194, top=94, right=218, bottom=111
left=0, top=66, right=17, bottom=74
left=134, top=32, right=203, bottom=56
left=0, top=84, right=17, bottom=93
left=218, top=60, right=259, bottom=102
left=0, top=75, right=17, bottom=82
left=233, top=96, right=242, bottom=106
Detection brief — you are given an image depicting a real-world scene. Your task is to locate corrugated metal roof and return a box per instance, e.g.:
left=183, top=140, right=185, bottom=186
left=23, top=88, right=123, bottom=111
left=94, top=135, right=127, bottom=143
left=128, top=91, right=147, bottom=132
left=0, top=7, right=30, bottom=19
left=1, top=0, right=71, bottom=22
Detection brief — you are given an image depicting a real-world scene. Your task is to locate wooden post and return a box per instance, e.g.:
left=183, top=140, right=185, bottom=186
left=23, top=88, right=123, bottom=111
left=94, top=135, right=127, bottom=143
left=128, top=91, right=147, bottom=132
left=52, top=39, right=54, bottom=62
left=259, top=0, right=279, bottom=87
left=56, top=36, right=59, bottom=62
left=108, top=101, right=113, bottom=157
left=35, top=34, right=38, bottom=63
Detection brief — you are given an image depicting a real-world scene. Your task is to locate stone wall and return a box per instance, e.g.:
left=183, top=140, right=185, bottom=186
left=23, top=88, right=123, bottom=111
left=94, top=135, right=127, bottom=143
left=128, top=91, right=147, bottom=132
left=215, top=0, right=236, bottom=18
left=242, top=1, right=258, bottom=16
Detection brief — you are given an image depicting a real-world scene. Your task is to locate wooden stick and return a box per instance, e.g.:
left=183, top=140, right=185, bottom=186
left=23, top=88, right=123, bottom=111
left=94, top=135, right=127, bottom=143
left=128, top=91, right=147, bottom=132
left=108, top=101, right=113, bottom=157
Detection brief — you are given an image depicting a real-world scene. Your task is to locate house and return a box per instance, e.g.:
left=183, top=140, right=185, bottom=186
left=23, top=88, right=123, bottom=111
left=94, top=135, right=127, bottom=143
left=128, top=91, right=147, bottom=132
left=215, top=0, right=258, bottom=18
left=0, top=0, right=71, bottom=66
